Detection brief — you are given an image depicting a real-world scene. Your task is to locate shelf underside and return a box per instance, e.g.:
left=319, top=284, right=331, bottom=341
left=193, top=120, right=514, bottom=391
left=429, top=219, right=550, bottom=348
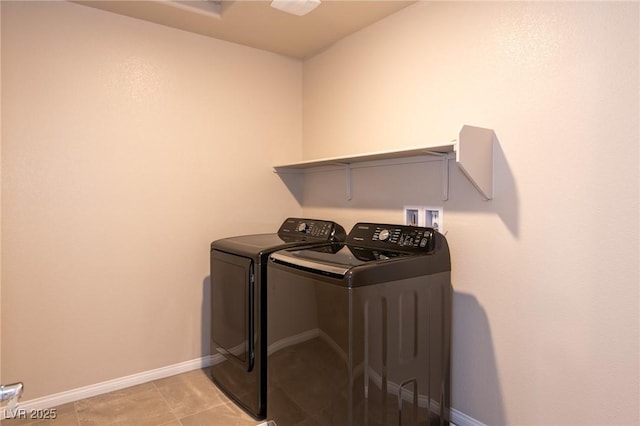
left=274, top=143, right=455, bottom=170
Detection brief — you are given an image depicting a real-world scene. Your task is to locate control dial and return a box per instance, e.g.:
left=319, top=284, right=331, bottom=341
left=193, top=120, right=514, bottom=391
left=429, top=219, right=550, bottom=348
left=297, top=222, right=308, bottom=233
left=378, top=229, right=391, bottom=242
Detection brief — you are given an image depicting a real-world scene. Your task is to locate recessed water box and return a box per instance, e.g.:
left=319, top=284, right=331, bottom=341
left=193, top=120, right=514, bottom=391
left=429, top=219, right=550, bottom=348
left=404, top=206, right=421, bottom=226
left=403, top=206, right=444, bottom=232
left=425, top=206, right=444, bottom=233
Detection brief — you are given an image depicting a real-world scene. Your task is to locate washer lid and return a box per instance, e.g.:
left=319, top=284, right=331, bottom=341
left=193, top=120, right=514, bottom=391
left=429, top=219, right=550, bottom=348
left=270, top=243, right=415, bottom=278
left=210, top=218, right=346, bottom=258
left=212, top=233, right=298, bottom=256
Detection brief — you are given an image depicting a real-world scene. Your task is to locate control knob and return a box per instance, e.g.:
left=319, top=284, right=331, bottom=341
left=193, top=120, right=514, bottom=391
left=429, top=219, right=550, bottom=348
left=378, top=229, right=391, bottom=242
left=297, top=222, right=308, bottom=233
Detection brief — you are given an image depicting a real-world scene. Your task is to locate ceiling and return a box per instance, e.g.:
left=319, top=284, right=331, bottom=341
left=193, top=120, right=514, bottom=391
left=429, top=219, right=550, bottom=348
left=74, top=0, right=415, bottom=59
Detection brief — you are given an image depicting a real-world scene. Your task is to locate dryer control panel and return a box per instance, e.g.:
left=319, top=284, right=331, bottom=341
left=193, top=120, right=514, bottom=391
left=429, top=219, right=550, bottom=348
left=347, top=223, right=436, bottom=252
left=278, top=218, right=347, bottom=242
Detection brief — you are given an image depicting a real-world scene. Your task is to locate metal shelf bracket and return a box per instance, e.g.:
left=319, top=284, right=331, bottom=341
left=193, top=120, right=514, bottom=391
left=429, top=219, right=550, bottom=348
left=331, top=162, right=352, bottom=200
left=422, top=151, right=450, bottom=201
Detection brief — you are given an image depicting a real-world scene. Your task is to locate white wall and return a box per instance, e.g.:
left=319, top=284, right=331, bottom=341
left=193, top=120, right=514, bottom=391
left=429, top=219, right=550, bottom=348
left=0, top=0, right=3, bottom=385
left=1, top=1, right=302, bottom=399
left=302, top=2, right=639, bottom=425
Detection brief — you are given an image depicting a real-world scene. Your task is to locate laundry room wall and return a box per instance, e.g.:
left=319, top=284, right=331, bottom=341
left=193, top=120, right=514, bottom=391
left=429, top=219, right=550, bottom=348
left=300, top=2, right=639, bottom=425
left=1, top=1, right=302, bottom=400
left=0, top=0, right=3, bottom=385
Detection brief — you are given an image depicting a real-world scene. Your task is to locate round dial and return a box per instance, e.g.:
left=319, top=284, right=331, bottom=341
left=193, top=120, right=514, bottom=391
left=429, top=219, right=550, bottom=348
left=297, top=222, right=308, bottom=232
left=378, top=229, right=391, bottom=241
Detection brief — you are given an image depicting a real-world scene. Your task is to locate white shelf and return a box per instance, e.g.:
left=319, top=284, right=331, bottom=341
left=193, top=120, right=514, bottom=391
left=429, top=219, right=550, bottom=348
left=274, top=125, right=496, bottom=200
left=273, top=143, right=455, bottom=170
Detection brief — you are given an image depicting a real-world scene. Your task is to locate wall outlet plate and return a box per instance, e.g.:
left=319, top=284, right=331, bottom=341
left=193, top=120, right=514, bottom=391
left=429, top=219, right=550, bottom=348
left=403, top=205, right=444, bottom=232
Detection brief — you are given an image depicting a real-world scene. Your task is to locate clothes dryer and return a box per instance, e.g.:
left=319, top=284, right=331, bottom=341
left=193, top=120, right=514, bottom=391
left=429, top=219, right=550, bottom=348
left=210, top=218, right=346, bottom=419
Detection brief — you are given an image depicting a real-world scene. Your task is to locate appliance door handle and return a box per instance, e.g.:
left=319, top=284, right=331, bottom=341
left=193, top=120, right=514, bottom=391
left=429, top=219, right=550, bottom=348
left=210, top=250, right=255, bottom=372
left=270, top=251, right=350, bottom=277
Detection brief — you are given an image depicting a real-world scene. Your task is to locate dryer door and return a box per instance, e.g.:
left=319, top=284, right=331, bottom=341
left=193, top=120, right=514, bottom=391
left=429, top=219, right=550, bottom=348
left=211, top=250, right=254, bottom=371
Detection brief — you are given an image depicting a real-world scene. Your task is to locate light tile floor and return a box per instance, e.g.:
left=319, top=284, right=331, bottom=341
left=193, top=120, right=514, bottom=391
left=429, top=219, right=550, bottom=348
left=1, top=369, right=262, bottom=426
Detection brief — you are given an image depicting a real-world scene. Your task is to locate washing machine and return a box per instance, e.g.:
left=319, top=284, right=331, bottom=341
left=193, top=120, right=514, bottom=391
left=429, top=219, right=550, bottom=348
left=267, top=222, right=452, bottom=425
left=209, top=218, right=346, bottom=420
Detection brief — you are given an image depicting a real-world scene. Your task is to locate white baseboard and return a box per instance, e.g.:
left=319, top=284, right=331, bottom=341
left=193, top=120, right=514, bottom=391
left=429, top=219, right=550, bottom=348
left=1, top=355, right=215, bottom=419
left=3, top=354, right=486, bottom=426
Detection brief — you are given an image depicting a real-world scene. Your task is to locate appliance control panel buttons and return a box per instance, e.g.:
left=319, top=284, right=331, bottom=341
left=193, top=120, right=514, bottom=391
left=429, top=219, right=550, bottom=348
left=349, top=223, right=436, bottom=252
left=278, top=218, right=347, bottom=242
left=378, top=229, right=391, bottom=241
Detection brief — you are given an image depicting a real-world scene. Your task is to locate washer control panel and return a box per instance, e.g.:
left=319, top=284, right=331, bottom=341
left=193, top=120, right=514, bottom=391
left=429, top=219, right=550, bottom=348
left=278, top=218, right=347, bottom=242
left=347, top=222, right=436, bottom=252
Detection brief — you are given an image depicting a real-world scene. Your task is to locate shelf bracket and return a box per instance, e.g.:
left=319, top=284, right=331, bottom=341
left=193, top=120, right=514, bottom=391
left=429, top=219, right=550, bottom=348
left=346, top=164, right=352, bottom=200
left=422, top=151, right=450, bottom=201
left=331, top=162, right=352, bottom=200
left=456, top=125, right=495, bottom=200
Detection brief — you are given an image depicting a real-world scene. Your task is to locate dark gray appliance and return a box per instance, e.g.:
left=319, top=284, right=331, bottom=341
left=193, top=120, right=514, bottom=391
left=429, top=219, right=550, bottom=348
left=267, top=223, right=452, bottom=425
left=209, top=218, right=346, bottom=420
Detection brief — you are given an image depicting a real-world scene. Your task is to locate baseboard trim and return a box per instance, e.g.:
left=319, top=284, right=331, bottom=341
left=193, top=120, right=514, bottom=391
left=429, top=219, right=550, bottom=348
left=1, top=355, right=215, bottom=419
left=3, top=355, right=486, bottom=426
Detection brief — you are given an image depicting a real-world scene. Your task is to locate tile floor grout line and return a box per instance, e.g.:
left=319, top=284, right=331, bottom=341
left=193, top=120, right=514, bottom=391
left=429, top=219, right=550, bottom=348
left=72, top=400, right=82, bottom=426
left=151, top=382, right=182, bottom=426
left=150, top=371, right=228, bottom=422
left=150, top=379, right=183, bottom=426
left=171, top=397, right=239, bottom=424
